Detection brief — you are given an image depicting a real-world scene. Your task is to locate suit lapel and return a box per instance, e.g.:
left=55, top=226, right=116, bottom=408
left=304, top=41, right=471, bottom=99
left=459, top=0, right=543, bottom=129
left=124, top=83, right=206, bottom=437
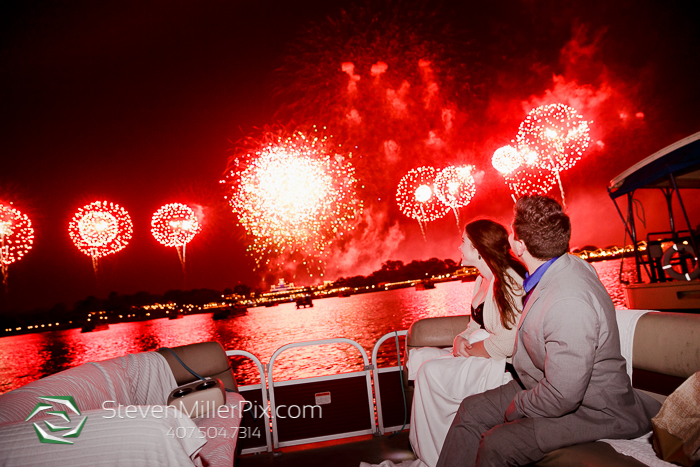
left=516, top=255, right=570, bottom=330
left=517, top=287, right=540, bottom=330
left=512, top=256, right=571, bottom=358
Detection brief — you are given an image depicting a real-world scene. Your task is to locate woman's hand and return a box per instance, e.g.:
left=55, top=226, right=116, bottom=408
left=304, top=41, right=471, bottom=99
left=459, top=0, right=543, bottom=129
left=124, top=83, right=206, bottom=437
left=453, top=335, right=491, bottom=358
left=453, top=335, right=473, bottom=357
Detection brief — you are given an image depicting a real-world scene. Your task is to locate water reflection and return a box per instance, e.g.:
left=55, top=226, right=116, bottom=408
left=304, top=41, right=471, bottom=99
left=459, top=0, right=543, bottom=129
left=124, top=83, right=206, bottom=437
left=591, top=257, right=635, bottom=309
left=0, top=258, right=633, bottom=393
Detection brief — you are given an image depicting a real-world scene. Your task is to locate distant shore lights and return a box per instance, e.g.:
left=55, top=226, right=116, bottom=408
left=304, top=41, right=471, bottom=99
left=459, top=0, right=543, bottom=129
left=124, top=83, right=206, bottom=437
left=69, top=201, right=133, bottom=277
left=0, top=203, right=35, bottom=291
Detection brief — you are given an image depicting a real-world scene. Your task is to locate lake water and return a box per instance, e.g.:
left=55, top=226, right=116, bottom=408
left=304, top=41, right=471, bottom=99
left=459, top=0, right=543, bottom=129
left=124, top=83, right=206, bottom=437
left=0, top=258, right=634, bottom=394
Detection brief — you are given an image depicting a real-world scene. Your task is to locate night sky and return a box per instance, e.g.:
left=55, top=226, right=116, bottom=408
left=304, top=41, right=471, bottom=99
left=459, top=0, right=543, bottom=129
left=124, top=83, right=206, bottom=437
left=2, top=0, right=700, bottom=313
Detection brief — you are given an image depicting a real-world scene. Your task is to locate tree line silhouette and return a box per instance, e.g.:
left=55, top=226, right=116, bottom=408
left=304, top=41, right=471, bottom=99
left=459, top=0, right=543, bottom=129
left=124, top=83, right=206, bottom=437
left=0, top=257, right=462, bottom=333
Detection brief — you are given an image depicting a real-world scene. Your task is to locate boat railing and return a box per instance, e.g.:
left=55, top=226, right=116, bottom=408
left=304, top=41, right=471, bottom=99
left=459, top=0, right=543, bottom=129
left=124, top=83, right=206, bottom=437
left=267, top=338, right=375, bottom=449
left=225, top=331, right=410, bottom=453
left=371, top=330, right=409, bottom=435
left=225, top=350, right=272, bottom=454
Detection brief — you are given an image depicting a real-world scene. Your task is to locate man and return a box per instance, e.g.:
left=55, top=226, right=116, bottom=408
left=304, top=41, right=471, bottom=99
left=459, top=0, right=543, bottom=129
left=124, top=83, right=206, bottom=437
left=436, top=195, right=661, bottom=467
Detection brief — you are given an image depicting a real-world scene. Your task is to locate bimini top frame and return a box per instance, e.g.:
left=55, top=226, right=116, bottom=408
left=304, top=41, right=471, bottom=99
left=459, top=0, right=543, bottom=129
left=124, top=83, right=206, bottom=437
left=609, top=131, right=700, bottom=198
left=608, top=131, right=700, bottom=283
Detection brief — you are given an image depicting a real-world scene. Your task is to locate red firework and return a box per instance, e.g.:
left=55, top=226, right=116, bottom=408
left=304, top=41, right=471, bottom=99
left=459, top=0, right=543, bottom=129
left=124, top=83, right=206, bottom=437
left=516, top=103, right=590, bottom=206
left=69, top=201, right=132, bottom=275
left=0, top=203, right=34, bottom=290
left=493, top=146, right=557, bottom=200
left=504, top=163, right=558, bottom=198
left=516, top=103, right=590, bottom=173
left=435, top=165, right=476, bottom=208
left=396, top=166, right=448, bottom=238
left=223, top=127, right=362, bottom=276
left=275, top=5, right=469, bottom=204
left=151, top=203, right=200, bottom=278
left=151, top=203, right=200, bottom=248
left=491, top=145, right=522, bottom=175
left=435, top=165, right=476, bottom=229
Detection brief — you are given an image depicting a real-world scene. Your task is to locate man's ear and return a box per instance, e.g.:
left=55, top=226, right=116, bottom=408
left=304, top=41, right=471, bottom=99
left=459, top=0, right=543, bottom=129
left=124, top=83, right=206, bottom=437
left=513, top=238, right=526, bottom=258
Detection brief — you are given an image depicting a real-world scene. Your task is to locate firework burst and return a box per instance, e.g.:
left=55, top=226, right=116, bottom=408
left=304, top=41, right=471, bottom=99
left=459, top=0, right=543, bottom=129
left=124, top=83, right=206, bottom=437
left=69, top=201, right=133, bottom=276
left=223, top=129, right=362, bottom=276
left=492, top=146, right=557, bottom=201
left=0, top=203, right=34, bottom=290
left=516, top=103, right=591, bottom=206
left=151, top=203, right=201, bottom=277
left=504, top=164, right=558, bottom=199
left=151, top=203, right=201, bottom=247
left=491, top=145, right=523, bottom=175
left=396, top=166, right=448, bottom=239
left=435, top=165, right=476, bottom=229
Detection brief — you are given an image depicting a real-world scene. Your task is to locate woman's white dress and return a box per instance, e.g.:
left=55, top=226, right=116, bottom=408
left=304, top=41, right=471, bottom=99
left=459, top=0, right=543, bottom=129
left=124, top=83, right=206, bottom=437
left=406, top=274, right=523, bottom=467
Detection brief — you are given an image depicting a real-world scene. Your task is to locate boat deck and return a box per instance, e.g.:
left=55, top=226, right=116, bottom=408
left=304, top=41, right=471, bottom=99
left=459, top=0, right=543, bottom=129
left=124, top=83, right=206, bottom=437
left=238, top=430, right=414, bottom=467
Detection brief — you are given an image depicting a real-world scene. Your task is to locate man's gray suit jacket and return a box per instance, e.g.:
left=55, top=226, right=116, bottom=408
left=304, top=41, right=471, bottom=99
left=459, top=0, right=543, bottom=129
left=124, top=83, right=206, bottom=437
left=506, top=254, right=661, bottom=452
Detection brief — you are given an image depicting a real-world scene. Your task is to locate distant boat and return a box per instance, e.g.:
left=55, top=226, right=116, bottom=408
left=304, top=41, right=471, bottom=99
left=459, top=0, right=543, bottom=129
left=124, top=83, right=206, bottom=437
left=415, top=279, right=436, bottom=290
left=608, top=130, right=700, bottom=311
left=295, top=295, right=314, bottom=308
left=81, top=322, right=109, bottom=333
left=168, top=312, right=184, bottom=319
left=212, top=306, right=247, bottom=320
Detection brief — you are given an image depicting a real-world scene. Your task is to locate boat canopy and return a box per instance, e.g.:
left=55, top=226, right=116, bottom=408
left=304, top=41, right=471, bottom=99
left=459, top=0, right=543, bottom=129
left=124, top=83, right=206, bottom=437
left=608, top=131, right=700, bottom=199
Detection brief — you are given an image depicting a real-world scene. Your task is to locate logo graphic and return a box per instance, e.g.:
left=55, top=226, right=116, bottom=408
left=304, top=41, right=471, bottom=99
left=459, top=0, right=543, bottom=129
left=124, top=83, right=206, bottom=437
left=25, top=396, right=88, bottom=444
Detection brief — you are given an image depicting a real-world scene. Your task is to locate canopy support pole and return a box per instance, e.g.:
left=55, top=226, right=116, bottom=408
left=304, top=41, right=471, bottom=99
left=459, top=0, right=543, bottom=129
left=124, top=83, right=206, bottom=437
left=609, top=190, right=646, bottom=282
left=669, top=173, right=700, bottom=262
left=661, top=187, right=677, bottom=240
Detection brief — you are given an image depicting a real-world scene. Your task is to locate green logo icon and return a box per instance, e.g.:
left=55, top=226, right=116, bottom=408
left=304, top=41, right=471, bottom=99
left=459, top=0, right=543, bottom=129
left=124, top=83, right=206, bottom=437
left=25, top=396, right=88, bottom=444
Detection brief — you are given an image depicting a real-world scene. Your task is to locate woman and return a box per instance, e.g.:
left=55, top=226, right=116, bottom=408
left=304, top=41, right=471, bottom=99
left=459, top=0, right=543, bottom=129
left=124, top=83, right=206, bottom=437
left=407, top=219, right=526, bottom=467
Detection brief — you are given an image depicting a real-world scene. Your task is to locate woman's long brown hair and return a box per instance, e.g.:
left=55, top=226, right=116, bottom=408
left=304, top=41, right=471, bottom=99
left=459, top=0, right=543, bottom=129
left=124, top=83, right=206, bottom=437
left=466, top=219, right=526, bottom=329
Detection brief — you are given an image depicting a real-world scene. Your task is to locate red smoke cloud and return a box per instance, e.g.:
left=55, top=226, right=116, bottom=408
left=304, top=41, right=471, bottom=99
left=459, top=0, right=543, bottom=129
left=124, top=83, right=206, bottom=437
left=271, top=9, right=699, bottom=281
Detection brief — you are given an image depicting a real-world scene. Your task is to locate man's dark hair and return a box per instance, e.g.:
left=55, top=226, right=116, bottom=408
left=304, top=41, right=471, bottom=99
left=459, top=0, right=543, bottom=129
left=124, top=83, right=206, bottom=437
left=513, top=195, right=571, bottom=260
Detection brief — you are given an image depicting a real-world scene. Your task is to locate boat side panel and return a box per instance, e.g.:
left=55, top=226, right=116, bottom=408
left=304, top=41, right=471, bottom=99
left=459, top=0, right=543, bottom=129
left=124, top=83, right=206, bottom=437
left=274, top=376, right=373, bottom=443
left=238, top=386, right=270, bottom=452
left=377, top=369, right=412, bottom=430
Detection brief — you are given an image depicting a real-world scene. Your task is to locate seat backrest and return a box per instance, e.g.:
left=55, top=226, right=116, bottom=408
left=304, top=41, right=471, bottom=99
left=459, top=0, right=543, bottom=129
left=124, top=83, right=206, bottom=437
left=631, top=312, right=700, bottom=399
left=157, top=341, right=238, bottom=392
left=406, top=315, right=471, bottom=351
left=404, top=316, right=470, bottom=388
left=405, top=311, right=700, bottom=400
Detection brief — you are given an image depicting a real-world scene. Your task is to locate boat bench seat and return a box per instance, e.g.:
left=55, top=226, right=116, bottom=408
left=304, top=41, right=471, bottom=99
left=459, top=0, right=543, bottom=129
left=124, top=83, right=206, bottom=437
left=158, top=341, right=245, bottom=466
left=405, top=310, right=700, bottom=467
left=0, top=341, right=245, bottom=467
left=157, top=341, right=239, bottom=392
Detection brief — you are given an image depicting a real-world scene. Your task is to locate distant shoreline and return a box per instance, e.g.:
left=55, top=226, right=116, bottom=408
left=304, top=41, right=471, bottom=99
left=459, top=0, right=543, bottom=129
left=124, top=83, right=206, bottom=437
left=1, top=246, right=640, bottom=338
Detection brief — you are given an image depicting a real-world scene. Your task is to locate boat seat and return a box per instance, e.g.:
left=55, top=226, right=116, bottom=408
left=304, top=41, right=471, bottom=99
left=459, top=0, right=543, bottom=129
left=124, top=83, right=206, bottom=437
left=0, top=343, right=245, bottom=466
left=157, top=341, right=238, bottom=392
left=405, top=311, right=700, bottom=467
left=403, top=315, right=470, bottom=387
